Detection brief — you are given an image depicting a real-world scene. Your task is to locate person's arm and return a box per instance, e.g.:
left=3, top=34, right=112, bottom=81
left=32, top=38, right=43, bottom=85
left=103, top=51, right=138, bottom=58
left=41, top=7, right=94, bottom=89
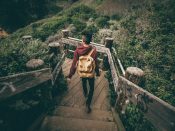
left=68, top=49, right=79, bottom=78
left=93, top=48, right=100, bottom=76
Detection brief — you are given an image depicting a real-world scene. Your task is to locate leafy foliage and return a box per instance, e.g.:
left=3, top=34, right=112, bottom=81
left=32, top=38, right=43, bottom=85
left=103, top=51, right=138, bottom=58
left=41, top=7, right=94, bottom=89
left=116, top=0, right=175, bottom=106
left=0, top=0, right=62, bottom=32
left=95, top=16, right=109, bottom=28
left=121, top=104, right=156, bottom=131
left=0, top=39, right=49, bottom=76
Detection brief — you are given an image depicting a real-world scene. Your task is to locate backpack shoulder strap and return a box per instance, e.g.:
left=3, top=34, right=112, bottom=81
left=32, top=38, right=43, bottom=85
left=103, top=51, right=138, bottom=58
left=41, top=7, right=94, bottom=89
left=87, top=48, right=94, bottom=57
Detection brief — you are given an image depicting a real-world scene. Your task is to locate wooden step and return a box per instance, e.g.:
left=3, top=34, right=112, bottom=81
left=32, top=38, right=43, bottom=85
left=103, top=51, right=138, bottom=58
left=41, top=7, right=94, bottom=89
left=40, top=116, right=118, bottom=131
left=52, top=106, right=114, bottom=122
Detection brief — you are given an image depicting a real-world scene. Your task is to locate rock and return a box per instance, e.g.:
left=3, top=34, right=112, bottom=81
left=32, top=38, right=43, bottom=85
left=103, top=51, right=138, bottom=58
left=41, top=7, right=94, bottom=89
left=125, top=67, right=144, bottom=86
left=26, top=59, right=44, bottom=69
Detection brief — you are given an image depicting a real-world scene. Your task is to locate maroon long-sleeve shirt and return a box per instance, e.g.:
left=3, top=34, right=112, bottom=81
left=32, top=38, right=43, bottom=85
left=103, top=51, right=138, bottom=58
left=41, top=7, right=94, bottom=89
left=68, top=45, right=100, bottom=78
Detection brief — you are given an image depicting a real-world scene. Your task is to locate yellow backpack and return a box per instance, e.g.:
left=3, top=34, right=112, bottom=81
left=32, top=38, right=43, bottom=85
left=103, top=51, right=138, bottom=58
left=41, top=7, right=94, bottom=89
left=77, top=48, right=95, bottom=78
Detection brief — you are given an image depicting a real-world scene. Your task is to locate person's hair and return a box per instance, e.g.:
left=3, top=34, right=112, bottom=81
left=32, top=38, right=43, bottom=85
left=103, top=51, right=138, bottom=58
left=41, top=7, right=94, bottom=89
left=82, top=31, right=92, bottom=45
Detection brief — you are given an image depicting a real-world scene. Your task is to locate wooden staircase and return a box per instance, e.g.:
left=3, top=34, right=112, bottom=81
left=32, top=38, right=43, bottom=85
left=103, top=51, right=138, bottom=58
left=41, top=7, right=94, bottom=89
left=40, top=106, right=117, bottom=131
left=39, top=58, right=118, bottom=131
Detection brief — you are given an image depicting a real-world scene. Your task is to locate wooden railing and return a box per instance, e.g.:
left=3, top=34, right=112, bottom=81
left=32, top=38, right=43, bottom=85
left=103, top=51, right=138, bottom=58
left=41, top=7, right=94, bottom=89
left=1, top=32, right=175, bottom=131
left=0, top=49, right=65, bottom=130
left=0, top=68, right=52, bottom=102
left=60, top=36, right=175, bottom=131
left=61, top=37, right=119, bottom=92
left=111, top=45, right=175, bottom=131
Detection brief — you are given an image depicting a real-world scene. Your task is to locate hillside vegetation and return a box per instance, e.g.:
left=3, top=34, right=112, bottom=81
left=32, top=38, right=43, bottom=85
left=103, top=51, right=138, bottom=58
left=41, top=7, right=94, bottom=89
left=0, top=0, right=174, bottom=107
left=0, top=0, right=174, bottom=130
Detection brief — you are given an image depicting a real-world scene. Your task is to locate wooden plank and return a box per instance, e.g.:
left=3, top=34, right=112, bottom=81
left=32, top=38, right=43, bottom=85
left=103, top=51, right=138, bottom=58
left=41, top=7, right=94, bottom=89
left=93, top=82, right=109, bottom=110
left=59, top=80, right=81, bottom=106
left=74, top=72, right=106, bottom=108
left=92, top=78, right=108, bottom=107
left=105, top=49, right=119, bottom=92
left=0, top=68, right=51, bottom=102
left=40, top=116, right=118, bottom=131
left=62, top=58, right=72, bottom=70
left=61, top=38, right=107, bottom=53
left=118, top=76, right=175, bottom=131
left=68, top=37, right=105, bottom=47
left=53, top=106, right=114, bottom=122
left=52, top=53, right=65, bottom=85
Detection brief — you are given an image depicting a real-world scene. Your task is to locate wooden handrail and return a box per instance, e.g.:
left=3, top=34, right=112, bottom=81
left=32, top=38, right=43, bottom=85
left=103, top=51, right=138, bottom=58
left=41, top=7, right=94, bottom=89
left=112, top=47, right=125, bottom=76
left=118, top=76, right=175, bottom=130
left=52, top=53, right=66, bottom=85
left=0, top=68, right=52, bottom=102
left=61, top=37, right=119, bottom=92
left=61, top=37, right=175, bottom=131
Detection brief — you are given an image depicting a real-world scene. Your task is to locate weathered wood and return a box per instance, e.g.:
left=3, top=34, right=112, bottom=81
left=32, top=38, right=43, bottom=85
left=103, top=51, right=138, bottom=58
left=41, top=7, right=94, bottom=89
left=125, top=67, right=144, bottom=86
left=105, top=49, right=119, bottom=92
left=52, top=53, right=66, bottom=85
left=0, top=68, right=52, bottom=102
left=61, top=38, right=107, bottom=53
left=105, top=37, right=113, bottom=50
left=112, top=47, right=125, bottom=76
left=62, top=30, right=69, bottom=38
left=118, top=76, right=175, bottom=131
left=68, top=37, right=105, bottom=47
left=48, top=42, right=61, bottom=54
left=102, top=54, right=110, bottom=71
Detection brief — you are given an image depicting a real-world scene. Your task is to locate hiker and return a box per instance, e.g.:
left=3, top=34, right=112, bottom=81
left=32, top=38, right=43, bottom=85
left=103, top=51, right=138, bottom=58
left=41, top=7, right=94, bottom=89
left=67, top=32, right=100, bottom=113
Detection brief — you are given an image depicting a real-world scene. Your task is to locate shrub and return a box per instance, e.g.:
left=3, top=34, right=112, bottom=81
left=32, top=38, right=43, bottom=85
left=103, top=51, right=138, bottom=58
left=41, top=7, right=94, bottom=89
left=0, top=39, right=49, bottom=77
left=95, top=17, right=109, bottom=28
left=71, top=18, right=86, bottom=32
left=83, top=25, right=99, bottom=34
left=111, top=14, right=121, bottom=20
left=32, top=17, right=71, bottom=41
left=121, top=104, right=156, bottom=131
left=65, top=4, right=97, bottom=19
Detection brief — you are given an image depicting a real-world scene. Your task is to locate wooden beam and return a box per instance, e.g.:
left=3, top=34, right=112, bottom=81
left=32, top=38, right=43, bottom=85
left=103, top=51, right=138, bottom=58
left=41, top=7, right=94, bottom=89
left=118, top=76, right=175, bottom=131
left=61, top=38, right=107, bottom=53
left=68, top=37, right=105, bottom=47
left=0, top=68, right=52, bottom=102
left=60, top=37, right=175, bottom=130
left=52, top=53, right=66, bottom=85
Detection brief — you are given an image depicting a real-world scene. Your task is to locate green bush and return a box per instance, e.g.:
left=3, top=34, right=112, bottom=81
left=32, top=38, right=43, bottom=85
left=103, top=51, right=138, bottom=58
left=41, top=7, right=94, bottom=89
left=71, top=18, right=86, bottom=32
left=111, top=14, right=121, bottom=20
left=0, top=39, right=49, bottom=77
left=121, top=104, right=156, bottom=131
left=32, top=17, right=71, bottom=41
left=65, top=4, right=97, bottom=20
left=95, top=16, right=109, bottom=28
left=83, top=25, right=99, bottom=34
left=116, top=0, right=175, bottom=106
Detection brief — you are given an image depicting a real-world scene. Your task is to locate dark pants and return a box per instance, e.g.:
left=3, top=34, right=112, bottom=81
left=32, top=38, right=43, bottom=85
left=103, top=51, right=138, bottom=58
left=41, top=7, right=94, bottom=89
left=81, top=77, right=95, bottom=107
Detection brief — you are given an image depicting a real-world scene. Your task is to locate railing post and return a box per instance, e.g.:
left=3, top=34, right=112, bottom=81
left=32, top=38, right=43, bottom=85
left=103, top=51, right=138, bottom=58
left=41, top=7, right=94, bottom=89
left=62, top=29, right=69, bottom=38
left=48, top=42, right=61, bottom=55
left=125, top=67, right=145, bottom=87
left=105, top=37, right=113, bottom=51
left=102, top=37, right=114, bottom=70
left=102, top=54, right=110, bottom=71
left=62, top=30, right=70, bottom=54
